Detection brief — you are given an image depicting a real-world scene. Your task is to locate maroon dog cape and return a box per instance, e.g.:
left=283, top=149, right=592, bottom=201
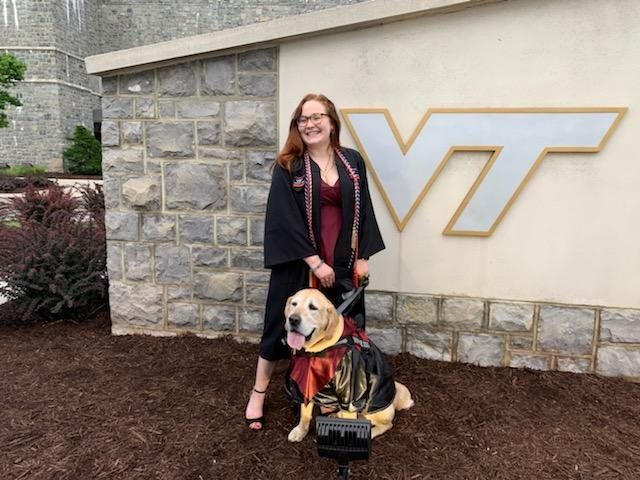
left=286, top=317, right=395, bottom=413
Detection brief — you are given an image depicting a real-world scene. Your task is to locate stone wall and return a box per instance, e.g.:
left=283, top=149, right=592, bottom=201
left=365, top=292, right=640, bottom=380
left=0, top=0, right=102, bottom=168
left=102, top=47, right=277, bottom=340
left=98, top=0, right=371, bottom=51
left=0, top=82, right=61, bottom=165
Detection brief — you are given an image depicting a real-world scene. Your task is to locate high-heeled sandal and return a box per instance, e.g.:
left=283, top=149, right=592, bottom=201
left=245, top=387, right=267, bottom=430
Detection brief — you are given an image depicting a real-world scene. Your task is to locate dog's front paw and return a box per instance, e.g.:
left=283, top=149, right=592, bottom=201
left=287, top=425, right=309, bottom=442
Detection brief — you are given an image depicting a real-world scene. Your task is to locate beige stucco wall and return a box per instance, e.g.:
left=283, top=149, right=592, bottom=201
left=279, top=0, right=640, bottom=309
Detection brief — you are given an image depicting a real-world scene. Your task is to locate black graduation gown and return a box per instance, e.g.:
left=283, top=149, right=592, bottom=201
left=259, top=147, right=385, bottom=361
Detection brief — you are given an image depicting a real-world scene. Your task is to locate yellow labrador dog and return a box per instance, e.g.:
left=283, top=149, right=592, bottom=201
left=284, top=288, right=414, bottom=442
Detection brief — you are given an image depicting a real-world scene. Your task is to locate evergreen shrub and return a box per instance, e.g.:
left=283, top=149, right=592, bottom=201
left=63, top=125, right=102, bottom=176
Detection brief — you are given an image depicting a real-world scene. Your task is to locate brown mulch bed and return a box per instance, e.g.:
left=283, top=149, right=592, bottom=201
left=1, top=303, right=639, bottom=479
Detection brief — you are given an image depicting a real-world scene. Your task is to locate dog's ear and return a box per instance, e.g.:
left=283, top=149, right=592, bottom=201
left=284, top=295, right=293, bottom=317
left=323, top=298, right=341, bottom=333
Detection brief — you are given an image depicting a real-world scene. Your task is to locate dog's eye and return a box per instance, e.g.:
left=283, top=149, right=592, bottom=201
left=291, top=301, right=297, bottom=306
left=309, top=303, right=318, bottom=311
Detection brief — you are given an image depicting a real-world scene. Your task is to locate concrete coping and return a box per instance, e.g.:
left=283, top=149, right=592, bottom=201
left=85, top=0, right=502, bottom=76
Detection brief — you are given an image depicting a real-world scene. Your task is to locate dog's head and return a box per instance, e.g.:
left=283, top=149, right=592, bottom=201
left=284, top=289, right=342, bottom=352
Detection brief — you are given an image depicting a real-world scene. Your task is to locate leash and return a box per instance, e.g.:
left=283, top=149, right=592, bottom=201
left=336, top=276, right=368, bottom=315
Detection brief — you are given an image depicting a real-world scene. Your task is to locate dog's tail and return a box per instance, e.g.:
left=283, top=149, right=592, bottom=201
left=393, top=382, right=414, bottom=410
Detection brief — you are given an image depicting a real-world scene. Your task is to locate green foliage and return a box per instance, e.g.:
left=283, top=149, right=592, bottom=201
left=63, top=125, right=102, bottom=175
left=0, top=219, right=20, bottom=229
left=0, top=53, right=26, bottom=128
left=0, top=164, right=46, bottom=177
left=0, top=183, right=107, bottom=320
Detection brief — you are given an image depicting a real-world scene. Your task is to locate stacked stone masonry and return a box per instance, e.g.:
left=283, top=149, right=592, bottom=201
left=104, top=47, right=277, bottom=342
left=365, top=292, right=640, bottom=380
left=0, top=0, right=103, bottom=167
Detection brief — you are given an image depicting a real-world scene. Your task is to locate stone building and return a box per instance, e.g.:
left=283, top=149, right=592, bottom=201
left=87, top=0, right=640, bottom=379
left=0, top=0, right=368, bottom=168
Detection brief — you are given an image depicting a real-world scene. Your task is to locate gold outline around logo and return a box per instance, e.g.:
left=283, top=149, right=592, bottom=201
left=341, top=107, right=627, bottom=236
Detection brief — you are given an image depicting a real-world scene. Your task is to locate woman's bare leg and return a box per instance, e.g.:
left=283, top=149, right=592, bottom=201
left=245, top=356, right=276, bottom=430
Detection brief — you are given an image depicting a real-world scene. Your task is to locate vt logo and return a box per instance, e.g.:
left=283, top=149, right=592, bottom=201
left=341, top=108, right=626, bottom=236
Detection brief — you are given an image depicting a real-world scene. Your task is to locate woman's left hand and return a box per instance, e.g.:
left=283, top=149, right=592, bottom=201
left=354, top=259, right=369, bottom=280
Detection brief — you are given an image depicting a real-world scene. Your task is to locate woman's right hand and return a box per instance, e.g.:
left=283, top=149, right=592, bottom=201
left=314, top=263, right=335, bottom=288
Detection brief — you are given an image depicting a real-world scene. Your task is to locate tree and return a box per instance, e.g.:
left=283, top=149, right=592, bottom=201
left=0, top=53, right=26, bottom=128
left=63, top=125, right=102, bottom=175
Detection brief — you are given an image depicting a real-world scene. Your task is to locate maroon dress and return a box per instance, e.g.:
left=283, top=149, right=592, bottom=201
left=319, top=178, right=342, bottom=267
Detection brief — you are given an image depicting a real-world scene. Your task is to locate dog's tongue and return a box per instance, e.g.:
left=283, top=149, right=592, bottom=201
left=287, top=331, right=306, bottom=350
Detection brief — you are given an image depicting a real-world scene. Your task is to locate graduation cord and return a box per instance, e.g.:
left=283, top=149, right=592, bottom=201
left=303, top=148, right=361, bottom=284
left=334, top=148, right=361, bottom=277
left=303, top=152, right=317, bottom=251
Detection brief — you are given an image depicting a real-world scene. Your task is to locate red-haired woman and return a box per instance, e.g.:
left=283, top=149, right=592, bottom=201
left=245, top=93, right=385, bottom=430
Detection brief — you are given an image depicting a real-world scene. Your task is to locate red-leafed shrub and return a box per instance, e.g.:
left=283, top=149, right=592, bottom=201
left=4, top=182, right=80, bottom=225
left=0, top=183, right=107, bottom=320
left=77, top=183, right=105, bottom=227
left=0, top=174, right=53, bottom=193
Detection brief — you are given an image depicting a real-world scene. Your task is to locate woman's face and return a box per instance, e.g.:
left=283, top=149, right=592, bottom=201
left=298, top=100, right=333, bottom=150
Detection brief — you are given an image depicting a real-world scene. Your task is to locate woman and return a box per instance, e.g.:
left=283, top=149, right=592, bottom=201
left=245, top=93, right=385, bottom=430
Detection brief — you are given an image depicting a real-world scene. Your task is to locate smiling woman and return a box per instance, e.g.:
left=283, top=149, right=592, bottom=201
left=244, top=93, right=386, bottom=431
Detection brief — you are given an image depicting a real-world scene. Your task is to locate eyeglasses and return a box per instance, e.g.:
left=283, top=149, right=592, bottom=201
left=297, top=113, right=330, bottom=126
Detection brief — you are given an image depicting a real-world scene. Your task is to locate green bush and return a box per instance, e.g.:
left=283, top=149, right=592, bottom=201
left=63, top=125, right=102, bottom=176
left=0, top=183, right=107, bottom=320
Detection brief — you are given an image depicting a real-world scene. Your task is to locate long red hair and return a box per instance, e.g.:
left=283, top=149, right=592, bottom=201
left=276, top=93, right=341, bottom=171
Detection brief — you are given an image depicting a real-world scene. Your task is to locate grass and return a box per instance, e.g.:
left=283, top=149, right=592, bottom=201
left=0, top=164, right=46, bottom=177
left=0, top=220, right=20, bottom=228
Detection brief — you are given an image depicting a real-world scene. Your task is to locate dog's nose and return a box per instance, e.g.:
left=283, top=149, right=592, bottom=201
left=289, top=314, right=301, bottom=328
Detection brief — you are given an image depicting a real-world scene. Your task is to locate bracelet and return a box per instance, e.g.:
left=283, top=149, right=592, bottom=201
left=311, top=259, right=324, bottom=273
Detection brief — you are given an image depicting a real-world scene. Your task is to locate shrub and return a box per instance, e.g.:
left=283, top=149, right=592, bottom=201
left=63, top=125, right=102, bottom=176
left=3, top=182, right=79, bottom=225
left=23, top=174, right=52, bottom=190
left=0, top=174, right=52, bottom=193
left=0, top=175, right=22, bottom=192
left=78, top=183, right=105, bottom=225
left=0, top=183, right=107, bottom=320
